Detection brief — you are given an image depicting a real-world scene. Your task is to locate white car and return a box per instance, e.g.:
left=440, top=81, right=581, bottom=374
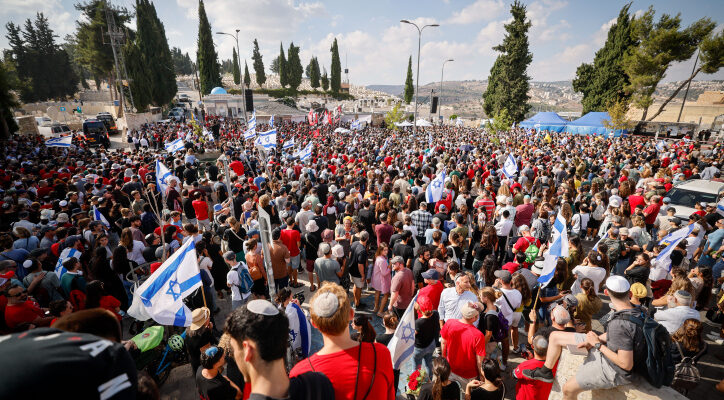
left=35, top=116, right=53, bottom=127
left=665, top=179, right=724, bottom=219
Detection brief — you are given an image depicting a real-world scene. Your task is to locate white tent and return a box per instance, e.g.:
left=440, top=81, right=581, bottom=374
left=394, top=121, right=413, bottom=127
left=416, top=119, right=433, bottom=127
left=334, top=127, right=351, bottom=133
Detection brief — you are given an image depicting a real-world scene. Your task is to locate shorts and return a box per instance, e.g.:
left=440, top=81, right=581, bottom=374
left=351, top=276, right=365, bottom=289
left=290, top=254, right=301, bottom=270
left=575, top=345, right=631, bottom=390
left=510, top=311, right=522, bottom=328
left=305, top=259, right=315, bottom=272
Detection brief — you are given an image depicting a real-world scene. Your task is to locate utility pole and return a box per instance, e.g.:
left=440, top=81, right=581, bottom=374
left=216, top=30, right=248, bottom=122
left=401, top=20, right=439, bottom=135
left=104, top=0, right=135, bottom=115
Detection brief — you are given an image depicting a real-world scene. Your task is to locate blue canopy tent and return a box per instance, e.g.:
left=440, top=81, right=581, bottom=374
left=564, top=112, right=626, bottom=137
left=518, top=112, right=568, bottom=132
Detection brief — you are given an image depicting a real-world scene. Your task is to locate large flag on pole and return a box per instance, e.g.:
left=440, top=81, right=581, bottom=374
left=244, top=111, right=257, bottom=139
left=165, top=138, right=185, bottom=153
left=537, top=212, right=570, bottom=288
left=426, top=170, right=446, bottom=203
left=127, top=239, right=202, bottom=327
left=155, top=159, right=174, bottom=194
left=299, top=142, right=313, bottom=161
left=502, top=153, right=518, bottom=178
left=350, top=120, right=362, bottom=130
left=658, top=224, right=695, bottom=246
left=268, top=114, right=274, bottom=127
left=45, top=136, right=73, bottom=147
left=282, top=137, right=294, bottom=150
left=92, top=206, right=110, bottom=229
left=259, top=128, right=277, bottom=149
left=387, top=294, right=417, bottom=369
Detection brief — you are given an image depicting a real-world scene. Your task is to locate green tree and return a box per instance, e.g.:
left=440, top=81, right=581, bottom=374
left=285, top=42, right=303, bottom=91
left=270, top=56, right=280, bottom=74
left=251, top=39, right=265, bottom=87
left=231, top=47, right=240, bottom=85
left=243, top=61, right=251, bottom=88
left=385, top=102, right=406, bottom=130
left=0, top=61, right=19, bottom=139
left=487, top=108, right=514, bottom=133
left=171, top=47, right=194, bottom=75
left=330, top=38, right=341, bottom=92
left=321, top=67, right=329, bottom=91
left=122, top=39, right=152, bottom=111
left=196, top=0, right=221, bottom=94
left=403, top=55, right=414, bottom=104
left=647, top=29, right=724, bottom=121
left=277, top=42, right=287, bottom=87
left=603, top=99, right=634, bottom=131
left=309, top=57, right=320, bottom=89
left=482, top=0, right=532, bottom=122
left=572, top=3, right=637, bottom=114
left=62, top=35, right=91, bottom=89
left=623, top=8, right=715, bottom=120
left=135, top=0, right=176, bottom=106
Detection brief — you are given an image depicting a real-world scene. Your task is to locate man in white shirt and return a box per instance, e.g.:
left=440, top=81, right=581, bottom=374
left=295, top=201, right=314, bottom=235
left=438, top=274, right=479, bottom=327
left=225, top=251, right=251, bottom=309
left=655, top=290, right=700, bottom=334
left=493, top=269, right=521, bottom=370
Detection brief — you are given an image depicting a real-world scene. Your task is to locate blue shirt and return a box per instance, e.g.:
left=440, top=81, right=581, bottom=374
left=705, top=228, right=724, bottom=252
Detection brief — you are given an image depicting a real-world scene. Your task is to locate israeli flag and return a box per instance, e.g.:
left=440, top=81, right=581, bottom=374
left=350, top=120, right=362, bottom=130
left=299, top=142, right=313, bottom=161
left=165, top=138, right=185, bottom=153
left=248, top=110, right=256, bottom=130
left=45, top=136, right=72, bottom=147
left=656, top=140, right=665, bottom=152
left=54, top=247, right=81, bottom=278
left=425, top=170, right=446, bottom=203
left=592, top=232, right=607, bottom=251
left=268, top=114, right=274, bottom=127
left=259, top=128, right=277, bottom=149
left=286, top=302, right=312, bottom=358
left=244, top=127, right=256, bottom=140
left=502, top=153, right=518, bottom=178
left=549, top=212, right=570, bottom=258
left=387, top=294, right=417, bottom=369
left=155, top=160, right=174, bottom=193
left=127, top=239, right=202, bottom=327
left=381, top=138, right=389, bottom=152
left=716, top=197, right=724, bottom=217
left=656, top=224, right=695, bottom=270
left=283, top=137, right=294, bottom=150
left=92, top=206, right=110, bottom=229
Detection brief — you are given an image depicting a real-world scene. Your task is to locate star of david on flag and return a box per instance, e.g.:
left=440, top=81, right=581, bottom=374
left=387, top=294, right=417, bottom=369
left=426, top=170, right=446, bottom=204
left=259, top=128, right=277, bottom=149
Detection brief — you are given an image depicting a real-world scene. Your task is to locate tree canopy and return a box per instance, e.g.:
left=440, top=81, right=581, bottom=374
left=330, top=38, right=341, bottom=92
left=251, top=39, right=266, bottom=87
left=403, top=55, right=414, bottom=104
left=196, top=0, right=221, bottom=94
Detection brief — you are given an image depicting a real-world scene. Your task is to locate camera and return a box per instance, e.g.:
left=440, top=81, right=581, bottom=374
left=293, top=291, right=305, bottom=304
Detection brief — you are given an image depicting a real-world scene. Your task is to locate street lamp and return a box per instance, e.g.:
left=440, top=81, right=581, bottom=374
left=401, top=19, right=439, bottom=135
left=439, top=59, right=453, bottom=125
left=216, top=29, right=248, bottom=121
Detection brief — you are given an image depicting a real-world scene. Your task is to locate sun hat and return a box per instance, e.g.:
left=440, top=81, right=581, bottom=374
left=190, top=307, right=210, bottom=331
left=306, top=220, right=319, bottom=233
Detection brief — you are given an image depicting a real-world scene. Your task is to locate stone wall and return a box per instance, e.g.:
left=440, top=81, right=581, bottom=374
left=549, top=349, right=687, bottom=400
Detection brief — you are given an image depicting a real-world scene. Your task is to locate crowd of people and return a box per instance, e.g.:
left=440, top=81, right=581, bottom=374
left=0, top=113, right=723, bottom=400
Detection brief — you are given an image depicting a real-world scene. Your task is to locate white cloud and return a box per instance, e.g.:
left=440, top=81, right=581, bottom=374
left=531, top=43, right=591, bottom=81
left=593, top=17, right=617, bottom=46
left=446, top=0, right=505, bottom=25
left=0, top=0, right=49, bottom=15
left=0, top=0, right=76, bottom=44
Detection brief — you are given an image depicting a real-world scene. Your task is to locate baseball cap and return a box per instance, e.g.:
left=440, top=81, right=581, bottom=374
left=494, top=269, right=512, bottom=283
left=518, top=224, right=530, bottom=232
left=421, top=269, right=440, bottom=280
left=390, top=256, right=404, bottom=265
left=562, top=294, right=579, bottom=308
left=604, top=275, right=630, bottom=293
left=460, top=301, right=483, bottom=320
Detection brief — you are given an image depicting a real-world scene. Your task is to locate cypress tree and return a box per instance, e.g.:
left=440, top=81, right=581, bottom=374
left=232, top=47, right=240, bottom=85
left=330, top=38, right=341, bottom=92
left=196, top=0, right=221, bottom=94
left=252, top=39, right=266, bottom=87
left=122, top=39, right=152, bottom=111
left=277, top=42, right=287, bottom=87
left=309, top=57, right=320, bottom=89
left=0, top=61, right=19, bottom=139
left=143, top=0, right=176, bottom=105
left=321, top=68, right=329, bottom=91
left=403, top=56, right=414, bottom=104
left=243, top=61, right=251, bottom=88
left=286, top=43, right=302, bottom=91
left=482, top=0, right=532, bottom=122
left=572, top=3, right=636, bottom=114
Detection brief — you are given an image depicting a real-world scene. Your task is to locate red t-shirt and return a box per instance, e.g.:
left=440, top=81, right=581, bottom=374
left=5, top=300, right=44, bottom=329
left=628, top=195, right=645, bottom=214
left=280, top=228, right=301, bottom=257
left=440, top=319, right=486, bottom=379
left=513, top=236, right=540, bottom=254
left=513, top=358, right=557, bottom=400
left=229, top=160, right=244, bottom=176
left=643, top=203, right=660, bottom=225
left=417, top=281, right=444, bottom=315
left=502, top=262, right=521, bottom=274
left=192, top=200, right=209, bottom=220
left=289, top=342, right=395, bottom=400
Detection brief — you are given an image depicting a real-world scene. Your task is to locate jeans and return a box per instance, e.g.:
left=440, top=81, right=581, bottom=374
left=413, top=340, right=436, bottom=374
left=615, top=258, right=630, bottom=276
left=713, top=258, right=724, bottom=282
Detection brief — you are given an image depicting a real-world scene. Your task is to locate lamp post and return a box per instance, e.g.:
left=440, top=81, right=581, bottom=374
left=439, top=58, right=453, bottom=125
left=401, top=20, right=439, bottom=135
left=216, top=30, right=248, bottom=122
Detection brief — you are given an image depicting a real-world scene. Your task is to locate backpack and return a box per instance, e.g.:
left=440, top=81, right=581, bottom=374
left=486, top=308, right=509, bottom=342
left=523, top=237, right=539, bottom=264
left=615, top=311, right=675, bottom=388
left=235, top=265, right=254, bottom=295
left=671, top=342, right=706, bottom=391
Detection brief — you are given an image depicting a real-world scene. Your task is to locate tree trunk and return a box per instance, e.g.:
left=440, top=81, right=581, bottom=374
left=641, top=107, right=648, bottom=121
left=646, top=67, right=702, bottom=122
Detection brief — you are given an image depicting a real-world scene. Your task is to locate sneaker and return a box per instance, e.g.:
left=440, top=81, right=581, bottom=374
left=521, top=367, right=554, bottom=383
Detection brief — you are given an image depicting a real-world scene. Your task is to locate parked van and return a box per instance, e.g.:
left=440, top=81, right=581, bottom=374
left=82, top=119, right=110, bottom=147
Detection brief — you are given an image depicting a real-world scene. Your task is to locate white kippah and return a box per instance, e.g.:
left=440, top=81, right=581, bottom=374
left=312, top=292, right=339, bottom=318
left=247, top=299, right=279, bottom=316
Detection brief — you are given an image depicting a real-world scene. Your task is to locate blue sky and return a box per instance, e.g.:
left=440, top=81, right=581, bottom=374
left=1, top=0, right=722, bottom=85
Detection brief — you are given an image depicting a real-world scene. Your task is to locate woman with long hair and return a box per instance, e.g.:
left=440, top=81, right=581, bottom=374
left=574, top=278, right=603, bottom=331
left=351, top=313, right=376, bottom=343
left=476, top=255, right=498, bottom=289
left=417, top=357, right=461, bottom=400
left=471, top=228, right=496, bottom=273
left=84, top=280, right=122, bottom=320
left=89, top=247, right=128, bottom=310
left=624, top=252, right=652, bottom=287
left=570, top=249, right=608, bottom=295
left=510, top=274, right=531, bottom=354
left=119, top=228, right=145, bottom=265
left=670, top=319, right=708, bottom=394
left=371, top=242, right=391, bottom=316
left=465, top=358, right=504, bottom=400
left=688, top=266, right=713, bottom=310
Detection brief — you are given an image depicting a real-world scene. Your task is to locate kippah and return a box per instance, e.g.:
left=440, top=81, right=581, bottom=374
left=312, top=292, right=339, bottom=318
left=247, top=299, right=280, bottom=316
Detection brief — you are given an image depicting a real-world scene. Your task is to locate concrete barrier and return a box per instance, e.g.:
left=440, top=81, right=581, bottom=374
left=549, top=349, right=687, bottom=400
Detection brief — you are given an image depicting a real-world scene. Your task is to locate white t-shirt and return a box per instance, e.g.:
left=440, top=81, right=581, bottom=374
left=570, top=265, right=607, bottom=295
left=495, top=287, right=522, bottom=324
left=226, top=263, right=251, bottom=301
left=129, top=240, right=146, bottom=265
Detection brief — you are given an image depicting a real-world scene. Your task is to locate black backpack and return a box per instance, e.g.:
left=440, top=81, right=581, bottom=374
left=671, top=342, right=707, bottom=392
left=615, top=311, right=675, bottom=388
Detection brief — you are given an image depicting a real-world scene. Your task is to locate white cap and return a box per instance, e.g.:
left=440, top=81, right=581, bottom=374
left=605, top=275, right=630, bottom=293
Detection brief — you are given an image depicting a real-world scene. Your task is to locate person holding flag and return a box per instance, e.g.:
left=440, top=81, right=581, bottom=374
left=426, top=170, right=446, bottom=204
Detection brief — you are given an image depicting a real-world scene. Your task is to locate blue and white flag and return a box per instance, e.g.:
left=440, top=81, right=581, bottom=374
left=425, top=170, right=446, bottom=203
left=502, top=153, right=518, bottom=178
left=92, top=206, right=110, bottom=229
left=282, top=137, right=294, bottom=150
left=286, top=302, right=312, bottom=358
left=127, top=239, right=202, bottom=327
left=387, top=294, right=417, bottom=369
left=268, top=114, right=274, bottom=127
left=155, top=160, right=174, bottom=194
left=656, top=224, right=695, bottom=270
left=381, top=138, right=389, bottom=152
left=45, top=136, right=72, bottom=148
left=258, top=128, right=277, bottom=149
left=299, top=142, right=313, bottom=161
left=54, top=247, right=82, bottom=278
left=244, top=127, right=256, bottom=140
left=165, top=138, right=185, bottom=153
left=537, top=252, right=558, bottom=289
left=247, top=110, right=256, bottom=131
left=592, top=232, right=607, bottom=251
left=716, top=197, right=724, bottom=218
left=656, top=140, right=665, bottom=152
left=549, top=212, right=570, bottom=258
left=350, top=119, right=362, bottom=130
